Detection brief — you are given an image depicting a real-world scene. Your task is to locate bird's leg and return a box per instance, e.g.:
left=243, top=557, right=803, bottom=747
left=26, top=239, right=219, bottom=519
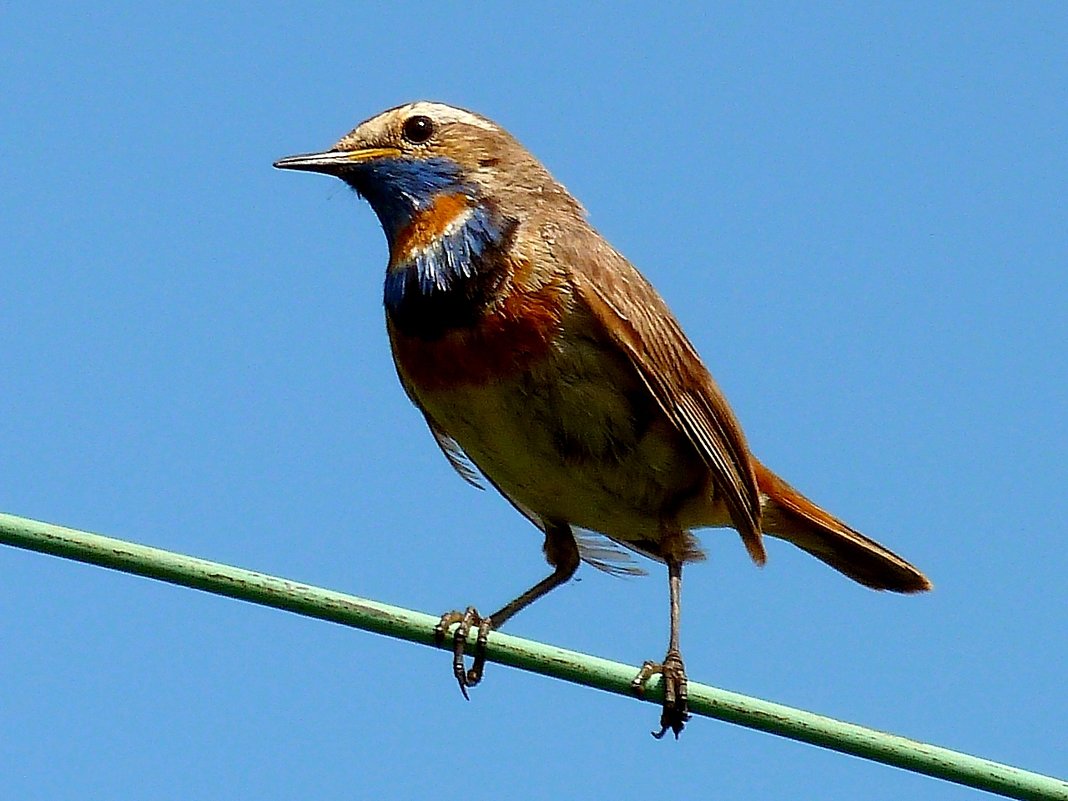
left=631, top=557, right=690, bottom=739
left=435, top=522, right=579, bottom=697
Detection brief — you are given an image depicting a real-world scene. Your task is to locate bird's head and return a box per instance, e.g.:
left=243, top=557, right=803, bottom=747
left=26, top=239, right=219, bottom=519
left=274, top=101, right=559, bottom=242
left=275, top=102, right=583, bottom=330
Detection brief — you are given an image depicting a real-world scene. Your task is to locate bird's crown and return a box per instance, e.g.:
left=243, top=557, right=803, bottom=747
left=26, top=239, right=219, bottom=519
left=333, top=101, right=507, bottom=170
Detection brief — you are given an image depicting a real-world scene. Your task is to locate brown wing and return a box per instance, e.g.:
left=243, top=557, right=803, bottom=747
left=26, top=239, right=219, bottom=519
left=565, top=233, right=766, bottom=564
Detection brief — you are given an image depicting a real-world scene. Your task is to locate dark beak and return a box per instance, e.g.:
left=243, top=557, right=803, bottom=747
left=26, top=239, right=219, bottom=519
left=273, top=146, right=402, bottom=176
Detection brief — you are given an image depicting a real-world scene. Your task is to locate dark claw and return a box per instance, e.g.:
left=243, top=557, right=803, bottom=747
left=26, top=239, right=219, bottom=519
left=632, top=650, right=691, bottom=739
left=436, top=607, right=493, bottom=699
left=452, top=608, right=475, bottom=698
left=466, top=616, right=493, bottom=686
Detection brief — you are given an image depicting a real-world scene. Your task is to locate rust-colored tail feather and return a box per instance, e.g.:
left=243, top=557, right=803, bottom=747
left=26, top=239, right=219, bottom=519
left=755, top=461, right=931, bottom=593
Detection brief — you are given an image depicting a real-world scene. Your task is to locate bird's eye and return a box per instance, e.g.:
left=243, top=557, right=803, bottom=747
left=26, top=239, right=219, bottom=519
left=402, top=115, right=435, bottom=144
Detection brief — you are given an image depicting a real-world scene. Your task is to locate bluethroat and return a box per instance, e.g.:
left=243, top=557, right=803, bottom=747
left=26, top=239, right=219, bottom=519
left=275, top=102, right=931, bottom=738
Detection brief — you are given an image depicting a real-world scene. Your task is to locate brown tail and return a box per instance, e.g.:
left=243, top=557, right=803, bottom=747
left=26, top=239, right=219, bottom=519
left=755, top=461, right=931, bottom=593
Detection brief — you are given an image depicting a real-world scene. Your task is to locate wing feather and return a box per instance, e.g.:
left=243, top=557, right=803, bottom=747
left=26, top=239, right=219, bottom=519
left=564, top=232, right=766, bottom=563
left=427, top=422, right=485, bottom=489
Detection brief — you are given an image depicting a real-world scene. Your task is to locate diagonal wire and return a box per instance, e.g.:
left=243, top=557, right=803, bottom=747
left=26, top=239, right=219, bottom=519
left=1, top=511, right=1065, bottom=801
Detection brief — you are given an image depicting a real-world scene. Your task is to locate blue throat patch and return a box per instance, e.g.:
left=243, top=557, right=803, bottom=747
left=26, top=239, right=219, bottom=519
left=349, top=156, right=467, bottom=241
left=342, top=155, right=509, bottom=328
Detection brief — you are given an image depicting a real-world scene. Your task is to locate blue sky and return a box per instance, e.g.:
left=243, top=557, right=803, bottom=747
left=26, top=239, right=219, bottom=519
left=2, top=3, right=1066, bottom=799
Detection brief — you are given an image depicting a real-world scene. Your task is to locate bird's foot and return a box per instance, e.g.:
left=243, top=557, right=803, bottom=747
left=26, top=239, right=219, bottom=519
left=631, top=649, right=690, bottom=739
left=434, top=606, right=493, bottom=699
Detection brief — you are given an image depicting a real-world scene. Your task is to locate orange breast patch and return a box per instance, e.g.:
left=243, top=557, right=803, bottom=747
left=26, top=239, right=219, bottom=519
left=390, top=283, right=567, bottom=392
left=389, top=193, right=471, bottom=267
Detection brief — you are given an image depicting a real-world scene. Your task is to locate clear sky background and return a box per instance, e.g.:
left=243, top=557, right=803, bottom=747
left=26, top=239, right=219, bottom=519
left=2, top=4, right=1066, bottom=799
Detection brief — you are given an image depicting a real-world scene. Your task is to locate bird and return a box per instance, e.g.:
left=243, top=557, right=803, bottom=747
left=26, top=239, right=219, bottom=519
left=274, top=101, right=931, bottom=738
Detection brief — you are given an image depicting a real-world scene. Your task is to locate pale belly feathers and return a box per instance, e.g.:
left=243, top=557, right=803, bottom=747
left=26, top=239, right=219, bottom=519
left=408, top=325, right=729, bottom=549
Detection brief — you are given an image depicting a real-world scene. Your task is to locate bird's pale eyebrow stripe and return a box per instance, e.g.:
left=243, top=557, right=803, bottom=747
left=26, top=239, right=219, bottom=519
left=405, top=102, right=498, bottom=131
